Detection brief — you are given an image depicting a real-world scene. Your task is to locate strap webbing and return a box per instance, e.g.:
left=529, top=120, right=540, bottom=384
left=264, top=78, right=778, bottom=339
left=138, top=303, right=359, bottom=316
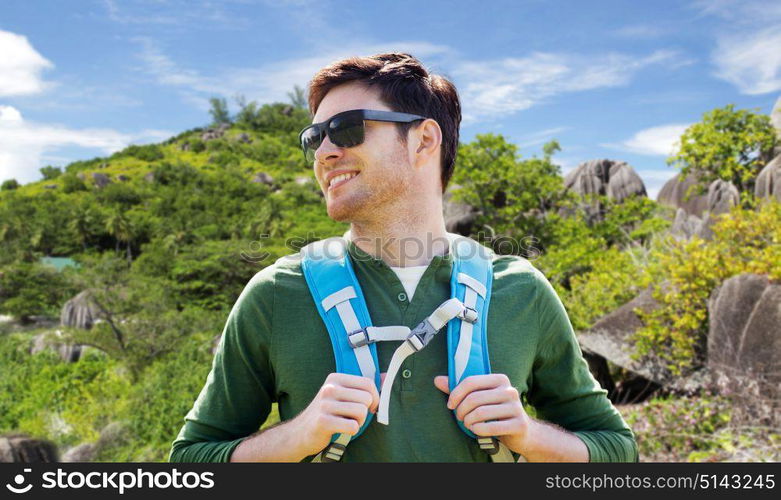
left=311, top=433, right=351, bottom=463
left=376, top=299, right=468, bottom=425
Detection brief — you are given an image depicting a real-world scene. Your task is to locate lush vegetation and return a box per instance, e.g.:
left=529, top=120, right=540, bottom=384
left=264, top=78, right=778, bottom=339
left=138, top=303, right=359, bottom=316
left=0, top=99, right=778, bottom=461
left=668, top=104, right=777, bottom=195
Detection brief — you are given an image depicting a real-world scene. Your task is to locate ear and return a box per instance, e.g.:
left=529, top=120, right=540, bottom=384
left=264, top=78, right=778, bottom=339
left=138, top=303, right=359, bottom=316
left=411, top=118, right=442, bottom=167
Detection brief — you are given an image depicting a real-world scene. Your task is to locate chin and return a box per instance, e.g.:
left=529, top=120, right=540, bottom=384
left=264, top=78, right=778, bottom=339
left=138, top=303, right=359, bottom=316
left=326, top=193, right=372, bottom=222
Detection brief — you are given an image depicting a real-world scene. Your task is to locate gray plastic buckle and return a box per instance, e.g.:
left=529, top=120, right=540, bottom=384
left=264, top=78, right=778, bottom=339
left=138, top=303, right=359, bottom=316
left=459, top=306, right=478, bottom=324
left=407, top=318, right=440, bottom=352
left=347, top=328, right=370, bottom=348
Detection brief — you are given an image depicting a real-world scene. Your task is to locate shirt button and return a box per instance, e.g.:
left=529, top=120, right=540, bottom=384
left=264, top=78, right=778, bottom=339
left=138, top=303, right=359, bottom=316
left=397, top=292, right=407, bottom=302
left=402, top=369, right=412, bottom=379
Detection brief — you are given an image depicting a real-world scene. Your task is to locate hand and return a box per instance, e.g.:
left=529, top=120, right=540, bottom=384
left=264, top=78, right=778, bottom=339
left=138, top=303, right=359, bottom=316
left=292, top=373, right=380, bottom=457
left=434, top=374, right=531, bottom=454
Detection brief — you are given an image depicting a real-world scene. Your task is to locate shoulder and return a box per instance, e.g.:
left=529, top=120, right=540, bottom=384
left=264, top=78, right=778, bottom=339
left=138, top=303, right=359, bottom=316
left=491, top=253, right=546, bottom=287
left=235, top=252, right=305, bottom=307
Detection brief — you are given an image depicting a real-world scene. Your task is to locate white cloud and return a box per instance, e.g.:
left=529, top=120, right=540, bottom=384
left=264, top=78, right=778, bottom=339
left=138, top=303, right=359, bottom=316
left=0, top=30, right=54, bottom=97
left=515, top=127, right=570, bottom=149
left=136, top=40, right=685, bottom=124
left=603, top=123, right=691, bottom=156
left=135, top=38, right=451, bottom=108
left=712, top=27, right=781, bottom=95
left=451, top=50, right=684, bottom=123
left=0, top=105, right=171, bottom=184
left=693, top=0, right=781, bottom=95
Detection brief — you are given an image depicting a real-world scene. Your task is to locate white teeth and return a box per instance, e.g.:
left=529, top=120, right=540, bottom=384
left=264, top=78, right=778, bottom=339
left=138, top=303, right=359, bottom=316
left=328, top=172, right=357, bottom=188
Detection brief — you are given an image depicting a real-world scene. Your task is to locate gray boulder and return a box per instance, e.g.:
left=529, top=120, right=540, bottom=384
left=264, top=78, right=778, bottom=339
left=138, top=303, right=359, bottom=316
left=771, top=95, right=781, bottom=157
left=706, top=179, right=739, bottom=215
left=669, top=208, right=703, bottom=240
left=578, top=286, right=670, bottom=384
left=443, top=185, right=479, bottom=236
left=179, top=142, right=191, bottom=152
left=251, top=172, right=274, bottom=186
left=91, top=172, right=111, bottom=189
left=564, top=159, right=647, bottom=201
left=61, top=290, right=101, bottom=330
left=30, top=330, right=82, bottom=362
left=657, top=172, right=710, bottom=217
left=144, top=172, right=155, bottom=183
left=0, top=434, right=58, bottom=462
left=201, top=123, right=230, bottom=142
left=237, top=133, right=252, bottom=144
left=44, top=184, right=57, bottom=189
left=661, top=175, right=738, bottom=240
left=61, top=443, right=96, bottom=462
left=755, top=154, right=781, bottom=202
left=61, top=422, right=129, bottom=463
left=116, top=174, right=129, bottom=182
left=708, top=273, right=781, bottom=422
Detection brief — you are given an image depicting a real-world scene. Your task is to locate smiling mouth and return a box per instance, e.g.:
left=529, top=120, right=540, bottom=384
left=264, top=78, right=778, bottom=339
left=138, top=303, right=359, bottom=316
left=328, top=172, right=359, bottom=191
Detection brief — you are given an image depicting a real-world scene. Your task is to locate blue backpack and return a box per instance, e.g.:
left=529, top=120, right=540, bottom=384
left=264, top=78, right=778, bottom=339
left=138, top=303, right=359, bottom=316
left=300, top=233, right=518, bottom=462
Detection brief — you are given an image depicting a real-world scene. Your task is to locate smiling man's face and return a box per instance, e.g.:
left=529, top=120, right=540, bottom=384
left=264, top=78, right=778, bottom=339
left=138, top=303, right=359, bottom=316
left=312, top=82, right=415, bottom=223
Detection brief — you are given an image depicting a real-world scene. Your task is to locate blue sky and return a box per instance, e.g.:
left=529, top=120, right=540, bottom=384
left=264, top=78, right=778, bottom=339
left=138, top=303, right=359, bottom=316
left=1, top=0, right=780, bottom=198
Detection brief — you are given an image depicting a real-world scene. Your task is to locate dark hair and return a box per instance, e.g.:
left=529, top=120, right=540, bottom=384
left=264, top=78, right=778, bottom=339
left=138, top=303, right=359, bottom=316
left=308, top=53, right=461, bottom=193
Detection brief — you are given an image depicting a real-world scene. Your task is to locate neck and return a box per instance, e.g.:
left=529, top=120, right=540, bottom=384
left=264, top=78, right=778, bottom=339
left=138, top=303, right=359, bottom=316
left=348, top=198, right=449, bottom=267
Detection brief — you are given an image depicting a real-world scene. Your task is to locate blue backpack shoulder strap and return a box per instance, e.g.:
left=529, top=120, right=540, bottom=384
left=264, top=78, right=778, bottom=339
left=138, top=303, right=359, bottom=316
left=300, top=237, right=381, bottom=440
left=446, top=234, right=494, bottom=438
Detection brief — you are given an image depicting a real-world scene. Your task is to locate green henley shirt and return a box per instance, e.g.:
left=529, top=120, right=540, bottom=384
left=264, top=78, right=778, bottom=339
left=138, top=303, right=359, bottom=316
left=169, top=239, right=638, bottom=462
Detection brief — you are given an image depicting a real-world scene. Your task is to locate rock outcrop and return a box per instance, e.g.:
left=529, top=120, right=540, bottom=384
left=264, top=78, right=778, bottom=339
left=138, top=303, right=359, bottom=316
left=578, top=286, right=670, bottom=386
left=755, top=154, right=781, bottom=202
left=61, top=290, right=101, bottom=330
left=443, top=185, right=478, bottom=236
left=251, top=172, right=274, bottom=186
left=771, top=95, right=781, bottom=157
left=0, top=434, right=58, bottom=462
left=657, top=172, right=710, bottom=217
left=708, top=273, right=781, bottom=423
left=30, top=330, right=82, bottom=362
left=564, top=159, right=647, bottom=201
left=660, top=175, right=739, bottom=240
left=91, top=173, right=111, bottom=189
left=201, top=123, right=230, bottom=142
left=61, top=443, right=96, bottom=462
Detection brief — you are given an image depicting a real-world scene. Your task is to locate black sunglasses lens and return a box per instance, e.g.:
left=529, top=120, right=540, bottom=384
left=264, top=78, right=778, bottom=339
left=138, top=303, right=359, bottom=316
left=301, top=127, right=323, bottom=163
left=329, top=114, right=364, bottom=148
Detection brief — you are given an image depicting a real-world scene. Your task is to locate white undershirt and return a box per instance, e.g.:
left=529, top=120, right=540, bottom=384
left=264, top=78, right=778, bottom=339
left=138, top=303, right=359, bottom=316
left=389, top=265, right=429, bottom=301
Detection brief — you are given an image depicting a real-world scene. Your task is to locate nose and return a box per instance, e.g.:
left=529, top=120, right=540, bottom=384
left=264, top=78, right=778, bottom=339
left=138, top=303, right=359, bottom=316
left=314, top=133, right=344, bottom=164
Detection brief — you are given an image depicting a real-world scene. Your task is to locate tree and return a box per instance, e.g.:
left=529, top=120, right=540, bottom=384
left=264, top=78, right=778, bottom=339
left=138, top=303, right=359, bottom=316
left=68, top=203, right=99, bottom=251
left=668, top=104, right=778, bottom=194
left=61, top=253, right=215, bottom=380
left=104, top=209, right=134, bottom=263
left=451, top=134, right=566, bottom=253
left=208, top=97, right=231, bottom=125
left=0, top=261, right=76, bottom=322
left=287, top=85, right=308, bottom=110
left=40, top=166, right=62, bottom=180
left=1, top=179, right=19, bottom=191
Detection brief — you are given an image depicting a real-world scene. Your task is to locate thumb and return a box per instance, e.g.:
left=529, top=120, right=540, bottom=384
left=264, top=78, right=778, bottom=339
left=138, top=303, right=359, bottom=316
left=433, top=375, right=450, bottom=394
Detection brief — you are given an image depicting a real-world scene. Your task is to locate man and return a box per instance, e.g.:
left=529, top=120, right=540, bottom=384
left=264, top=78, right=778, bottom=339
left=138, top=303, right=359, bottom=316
left=169, top=53, right=637, bottom=463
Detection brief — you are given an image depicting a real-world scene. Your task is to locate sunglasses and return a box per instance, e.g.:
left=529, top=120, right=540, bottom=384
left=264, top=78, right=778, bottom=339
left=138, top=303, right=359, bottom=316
left=299, top=109, right=426, bottom=163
